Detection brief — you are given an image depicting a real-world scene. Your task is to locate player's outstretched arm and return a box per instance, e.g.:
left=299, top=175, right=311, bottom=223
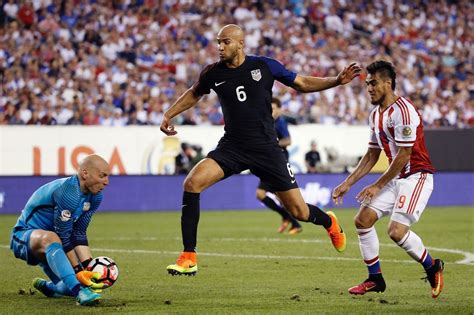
left=332, top=147, right=381, bottom=205
left=160, top=88, right=201, bottom=136
left=292, top=63, right=361, bottom=93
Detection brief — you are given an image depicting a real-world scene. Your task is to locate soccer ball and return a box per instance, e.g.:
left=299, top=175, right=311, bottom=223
left=86, top=256, right=119, bottom=288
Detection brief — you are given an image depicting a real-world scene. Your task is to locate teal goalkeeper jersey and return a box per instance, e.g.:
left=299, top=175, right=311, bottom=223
left=12, top=175, right=103, bottom=252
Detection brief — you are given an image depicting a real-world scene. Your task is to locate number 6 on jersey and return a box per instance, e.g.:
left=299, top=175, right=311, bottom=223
left=236, top=86, right=247, bottom=102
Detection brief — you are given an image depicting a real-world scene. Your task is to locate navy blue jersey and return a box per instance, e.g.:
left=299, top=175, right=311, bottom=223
left=275, top=115, right=291, bottom=158
left=12, top=176, right=102, bottom=252
left=193, top=55, right=297, bottom=147
left=274, top=116, right=290, bottom=142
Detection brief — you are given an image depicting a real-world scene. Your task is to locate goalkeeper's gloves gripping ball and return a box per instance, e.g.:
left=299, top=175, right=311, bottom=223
left=76, top=270, right=106, bottom=292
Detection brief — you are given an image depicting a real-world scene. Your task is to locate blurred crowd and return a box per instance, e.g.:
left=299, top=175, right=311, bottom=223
left=0, top=0, right=472, bottom=128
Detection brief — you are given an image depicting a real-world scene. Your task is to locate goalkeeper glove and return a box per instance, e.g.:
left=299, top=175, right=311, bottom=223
left=76, top=270, right=106, bottom=291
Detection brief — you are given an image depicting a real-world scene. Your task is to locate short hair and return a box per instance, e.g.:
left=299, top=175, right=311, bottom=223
left=367, top=60, right=397, bottom=90
left=271, top=97, right=282, bottom=108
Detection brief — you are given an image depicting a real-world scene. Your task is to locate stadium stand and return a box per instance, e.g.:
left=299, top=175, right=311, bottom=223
left=0, top=0, right=472, bottom=128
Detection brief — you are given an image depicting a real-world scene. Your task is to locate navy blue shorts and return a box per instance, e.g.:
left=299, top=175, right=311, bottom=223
left=207, top=139, right=298, bottom=192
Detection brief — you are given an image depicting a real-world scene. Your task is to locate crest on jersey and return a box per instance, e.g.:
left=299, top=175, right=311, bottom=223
left=83, top=202, right=91, bottom=211
left=251, top=69, right=261, bottom=81
left=386, top=118, right=394, bottom=128
left=60, top=210, right=71, bottom=222
left=402, top=126, right=412, bottom=137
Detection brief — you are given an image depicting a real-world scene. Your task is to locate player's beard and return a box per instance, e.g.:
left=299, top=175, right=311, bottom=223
left=220, top=50, right=238, bottom=63
left=371, top=94, right=385, bottom=105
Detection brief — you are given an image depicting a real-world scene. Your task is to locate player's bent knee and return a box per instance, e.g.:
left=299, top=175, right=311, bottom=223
left=354, top=214, right=373, bottom=229
left=30, top=230, right=61, bottom=256
left=255, top=189, right=266, bottom=200
left=183, top=176, right=203, bottom=193
left=40, top=231, right=61, bottom=248
left=387, top=225, right=407, bottom=243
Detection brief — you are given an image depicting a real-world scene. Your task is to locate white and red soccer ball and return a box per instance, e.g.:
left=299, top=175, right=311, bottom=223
left=86, top=256, right=119, bottom=288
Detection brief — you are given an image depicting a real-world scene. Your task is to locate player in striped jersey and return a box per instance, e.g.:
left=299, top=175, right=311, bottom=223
left=332, top=60, right=444, bottom=298
left=10, top=154, right=110, bottom=305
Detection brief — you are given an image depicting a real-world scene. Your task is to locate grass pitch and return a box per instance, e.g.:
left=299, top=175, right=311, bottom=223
left=0, top=206, right=473, bottom=314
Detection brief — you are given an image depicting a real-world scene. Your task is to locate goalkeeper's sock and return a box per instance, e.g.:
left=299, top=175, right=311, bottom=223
left=50, top=280, right=75, bottom=296
left=45, top=243, right=81, bottom=296
left=38, top=279, right=74, bottom=297
left=39, top=262, right=61, bottom=284
left=181, top=191, right=200, bottom=252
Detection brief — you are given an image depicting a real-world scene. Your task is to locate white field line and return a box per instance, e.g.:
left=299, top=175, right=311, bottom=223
left=2, top=236, right=472, bottom=265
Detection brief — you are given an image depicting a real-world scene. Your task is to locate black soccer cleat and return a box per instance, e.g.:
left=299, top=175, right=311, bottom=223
left=424, top=259, right=444, bottom=298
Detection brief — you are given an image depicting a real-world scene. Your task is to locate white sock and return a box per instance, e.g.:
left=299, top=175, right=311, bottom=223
left=357, top=227, right=380, bottom=264
left=397, top=230, right=427, bottom=262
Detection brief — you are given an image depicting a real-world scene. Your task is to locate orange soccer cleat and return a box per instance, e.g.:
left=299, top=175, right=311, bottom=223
left=424, top=259, right=444, bottom=298
left=326, top=211, right=346, bottom=253
left=288, top=226, right=303, bottom=235
left=277, top=219, right=291, bottom=233
left=167, top=251, right=198, bottom=276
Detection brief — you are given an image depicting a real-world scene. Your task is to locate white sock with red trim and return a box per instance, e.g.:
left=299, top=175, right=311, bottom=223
left=396, top=231, right=432, bottom=268
left=357, top=227, right=381, bottom=275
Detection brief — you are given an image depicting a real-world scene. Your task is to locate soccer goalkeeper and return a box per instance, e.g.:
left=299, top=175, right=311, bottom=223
left=10, top=154, right=110, bottom=305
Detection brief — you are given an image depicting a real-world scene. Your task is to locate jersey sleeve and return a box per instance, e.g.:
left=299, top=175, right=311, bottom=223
left=191, top=64, right=214, bottom=96
left=259, top=56, right=297, bottom=86
left=71, top=193, right=102, bottom=248
left=52, top=181, right=81, bottom=252
left=368, top=109, right=380, bottom=148
left=393, top=101, right=419, bottom=147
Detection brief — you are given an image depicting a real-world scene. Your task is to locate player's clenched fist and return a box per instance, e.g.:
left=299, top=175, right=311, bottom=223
left=160, top=115, right=177, bottom=136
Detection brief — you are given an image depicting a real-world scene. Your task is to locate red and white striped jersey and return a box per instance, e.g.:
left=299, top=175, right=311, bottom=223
left=368, top=96, right=434, bottom=178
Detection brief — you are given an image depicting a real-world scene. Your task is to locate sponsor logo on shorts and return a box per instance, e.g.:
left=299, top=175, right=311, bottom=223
left=60, top=210, right=71, bottom=222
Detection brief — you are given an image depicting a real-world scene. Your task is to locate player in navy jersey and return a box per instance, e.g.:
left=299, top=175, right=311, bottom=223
left=256, top=97, right=302, bottom=235
left=160, top=24, right=361, bottom=276
left=10, top=154, right=110, bottom=305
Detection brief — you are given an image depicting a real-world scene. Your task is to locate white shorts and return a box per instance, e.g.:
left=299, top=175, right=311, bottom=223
left=363, top=172, right=433, bottom=226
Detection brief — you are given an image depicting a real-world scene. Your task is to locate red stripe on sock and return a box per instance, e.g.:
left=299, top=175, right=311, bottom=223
left=364, top=256, right=379, bottom=265
left=419, top=249, right=427, bottom=263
